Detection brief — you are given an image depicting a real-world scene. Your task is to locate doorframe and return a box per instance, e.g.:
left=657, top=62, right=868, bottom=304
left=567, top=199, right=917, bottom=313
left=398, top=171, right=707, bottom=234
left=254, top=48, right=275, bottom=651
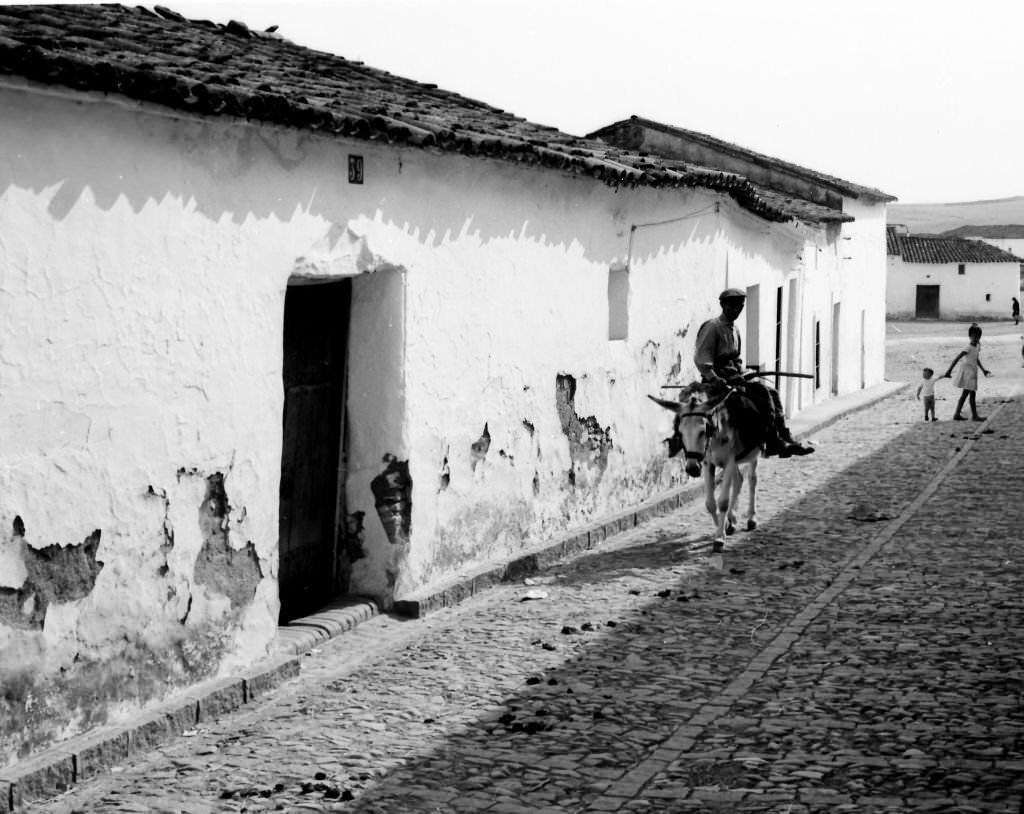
left=331, top=330, right=350, bottom=594
left=785, top=277, right=799, bottom=414
left=745, top=283, right=760, bottom=370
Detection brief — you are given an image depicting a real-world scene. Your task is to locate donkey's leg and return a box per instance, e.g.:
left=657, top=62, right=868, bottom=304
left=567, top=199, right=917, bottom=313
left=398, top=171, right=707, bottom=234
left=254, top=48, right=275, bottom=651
left=703, top=463, right=719, bottom=530
left=745, top=460, right=759, bottom=531
left=715, top=463, right=736, bottom=544
left=726, top=466, right=743, bottom=535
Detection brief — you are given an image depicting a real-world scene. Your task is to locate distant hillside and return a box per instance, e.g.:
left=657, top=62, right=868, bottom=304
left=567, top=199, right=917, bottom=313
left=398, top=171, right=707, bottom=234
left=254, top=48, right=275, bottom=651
left=938, top=224, right=1024, bottom=239
left=888, top=196, right=1024, bottom=234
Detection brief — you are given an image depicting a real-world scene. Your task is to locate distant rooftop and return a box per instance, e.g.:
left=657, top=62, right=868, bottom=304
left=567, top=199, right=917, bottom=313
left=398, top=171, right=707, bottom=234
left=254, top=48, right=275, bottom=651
left=886, top=227, right=1023, bottom=263
left=589, top=116, right=896, bottom=204
left=0, top=3, right=846, bottom=224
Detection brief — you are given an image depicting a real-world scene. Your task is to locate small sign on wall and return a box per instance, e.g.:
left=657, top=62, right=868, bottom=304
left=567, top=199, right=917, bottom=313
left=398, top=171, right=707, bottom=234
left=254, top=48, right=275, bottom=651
left=348, top=155, right=364, bottom=184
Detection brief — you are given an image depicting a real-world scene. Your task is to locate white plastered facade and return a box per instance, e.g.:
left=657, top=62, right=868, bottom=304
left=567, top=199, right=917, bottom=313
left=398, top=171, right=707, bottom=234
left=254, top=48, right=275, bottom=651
left=0, top=80, right=888, bottom=763
left=886, top=256, right=1020, bottom=319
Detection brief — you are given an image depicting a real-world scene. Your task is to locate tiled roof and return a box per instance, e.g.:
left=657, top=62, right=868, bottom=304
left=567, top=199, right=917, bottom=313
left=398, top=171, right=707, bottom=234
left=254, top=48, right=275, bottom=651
left=650, top=156, right=852, bottom=224
left=887, top=228, right=1023, bottom=263
left=752, top=186, right=853, bottom=224
left=590, top=117, right=896, bottom=204
left=0, top=4, right=816, bottom=225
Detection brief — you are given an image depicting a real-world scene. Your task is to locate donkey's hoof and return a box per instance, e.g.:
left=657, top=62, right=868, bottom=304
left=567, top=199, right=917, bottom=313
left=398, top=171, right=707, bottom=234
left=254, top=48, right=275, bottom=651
left=746, top=519, right=758, bottom=531
left=725, top=522, right=736, bottom=536
left=711, top=539, right=725, bottom=553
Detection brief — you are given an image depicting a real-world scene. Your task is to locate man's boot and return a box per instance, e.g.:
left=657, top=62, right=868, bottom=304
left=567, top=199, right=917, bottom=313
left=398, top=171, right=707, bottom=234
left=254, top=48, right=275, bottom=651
left=777, top=422, right=814, bottom=456
left=762, top=424, right=785, bottom=458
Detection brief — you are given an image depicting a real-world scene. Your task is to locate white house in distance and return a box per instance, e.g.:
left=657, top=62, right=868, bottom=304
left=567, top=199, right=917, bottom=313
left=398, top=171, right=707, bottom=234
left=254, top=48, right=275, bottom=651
left=589, top=116, right=896, bottom=413
left=886, top=225, right=1023, bottom=319
left=0, top=5, right=892, bottom=767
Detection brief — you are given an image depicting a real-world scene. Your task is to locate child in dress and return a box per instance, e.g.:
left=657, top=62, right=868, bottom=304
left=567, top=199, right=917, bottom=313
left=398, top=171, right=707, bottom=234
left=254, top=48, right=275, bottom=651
left=915, top=367, right=937, bottom=421
left=942, top=324, right=990, bottom=421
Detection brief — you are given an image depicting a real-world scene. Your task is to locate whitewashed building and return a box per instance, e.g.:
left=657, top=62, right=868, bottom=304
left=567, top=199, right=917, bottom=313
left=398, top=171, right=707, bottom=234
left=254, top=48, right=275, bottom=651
left=589, top=117, right=895, bottom=413
left=886, top=226, right=1023, bottom=319
left=0, top=6, right=893, bottom=765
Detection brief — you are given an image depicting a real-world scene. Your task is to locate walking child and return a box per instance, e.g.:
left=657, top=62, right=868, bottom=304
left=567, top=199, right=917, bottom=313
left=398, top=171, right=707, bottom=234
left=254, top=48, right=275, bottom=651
left=941, top=324, right=990, bottom=421
left=916, top=367, right=937, bottom=421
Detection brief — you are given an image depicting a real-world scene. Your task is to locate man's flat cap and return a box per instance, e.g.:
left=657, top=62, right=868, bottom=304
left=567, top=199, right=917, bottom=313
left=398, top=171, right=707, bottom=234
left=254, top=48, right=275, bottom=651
left=719, top=288, right=747, bottom=300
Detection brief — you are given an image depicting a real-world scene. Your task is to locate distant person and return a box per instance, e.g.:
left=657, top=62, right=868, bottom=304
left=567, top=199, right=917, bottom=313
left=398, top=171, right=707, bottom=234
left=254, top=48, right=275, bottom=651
left=915, top=367, right=937, bottom=422
left=1013, top=297, right=1020, bottom=325
left=941, top=324, right=990, bottom=421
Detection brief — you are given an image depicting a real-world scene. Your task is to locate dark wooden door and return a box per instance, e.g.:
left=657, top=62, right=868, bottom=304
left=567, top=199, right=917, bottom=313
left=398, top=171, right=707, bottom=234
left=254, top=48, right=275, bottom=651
left=774, top=286, right=783, bottom=391
left=278, top=280, right=350, bottom=622
left=915, top=285, right=940, bottom=319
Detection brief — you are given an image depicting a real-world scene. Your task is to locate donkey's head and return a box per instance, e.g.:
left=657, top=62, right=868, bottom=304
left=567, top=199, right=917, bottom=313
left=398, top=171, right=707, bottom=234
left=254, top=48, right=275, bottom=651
left=649, top=389, right=715, bottom=478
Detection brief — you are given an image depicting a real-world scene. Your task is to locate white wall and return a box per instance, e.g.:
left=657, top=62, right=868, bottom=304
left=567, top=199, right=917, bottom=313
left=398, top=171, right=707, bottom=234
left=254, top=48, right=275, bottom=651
left=394, top=169, right=804, bottom=593
left=886, top=257, right=1019, bottom=319
left=755, top=198, right=887, bottom=414
left=0, top=80, right=888, bottom=762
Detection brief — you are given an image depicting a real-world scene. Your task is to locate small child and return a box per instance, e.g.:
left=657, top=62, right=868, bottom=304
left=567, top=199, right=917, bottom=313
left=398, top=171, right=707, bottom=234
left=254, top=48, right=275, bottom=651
left=916, top=367, right=937, bottom=421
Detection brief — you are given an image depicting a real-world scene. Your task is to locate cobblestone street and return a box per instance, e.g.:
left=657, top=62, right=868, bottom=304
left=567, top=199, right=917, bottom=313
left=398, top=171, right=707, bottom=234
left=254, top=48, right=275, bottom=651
left=35, top=327, right=1024, bottom=813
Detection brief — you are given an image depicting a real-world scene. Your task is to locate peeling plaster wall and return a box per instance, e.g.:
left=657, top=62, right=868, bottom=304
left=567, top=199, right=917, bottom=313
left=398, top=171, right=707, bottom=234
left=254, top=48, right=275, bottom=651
left=0, top=85, right=401, bottom=764
left=345, top=268, right=407, bottom=595
left=392, top=158, right=885, bottom=593
left=0, top=82, right=888, bottom=761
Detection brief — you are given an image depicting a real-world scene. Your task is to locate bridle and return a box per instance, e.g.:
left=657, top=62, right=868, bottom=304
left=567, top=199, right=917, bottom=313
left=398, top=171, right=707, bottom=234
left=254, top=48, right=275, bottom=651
left=676, top=387, right=736, bottom=464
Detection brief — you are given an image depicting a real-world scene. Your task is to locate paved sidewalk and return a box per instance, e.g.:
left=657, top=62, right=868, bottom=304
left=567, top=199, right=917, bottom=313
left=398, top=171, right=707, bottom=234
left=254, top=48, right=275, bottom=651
left=29, top=371, right=1024, bottom=813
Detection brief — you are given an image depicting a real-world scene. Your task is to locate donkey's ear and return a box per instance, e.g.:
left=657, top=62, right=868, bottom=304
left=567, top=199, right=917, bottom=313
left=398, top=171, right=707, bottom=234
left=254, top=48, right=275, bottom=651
left=648, top=395, right=682, bottom=412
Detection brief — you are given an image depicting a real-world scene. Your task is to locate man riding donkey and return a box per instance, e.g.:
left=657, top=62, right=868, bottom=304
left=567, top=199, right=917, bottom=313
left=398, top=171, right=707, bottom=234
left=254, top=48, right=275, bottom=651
left=694, top=288, right=814, bottom=459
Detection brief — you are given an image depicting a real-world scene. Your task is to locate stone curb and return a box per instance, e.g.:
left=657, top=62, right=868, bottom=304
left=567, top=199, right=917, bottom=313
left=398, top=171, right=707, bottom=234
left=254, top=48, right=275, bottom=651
left=789, top=381, right=909, bottom=440
left=393, top=381, right=909, bottom=619
left=0, top=598, right=380, bottom=811
left=272, top=596, right=381, bottom=657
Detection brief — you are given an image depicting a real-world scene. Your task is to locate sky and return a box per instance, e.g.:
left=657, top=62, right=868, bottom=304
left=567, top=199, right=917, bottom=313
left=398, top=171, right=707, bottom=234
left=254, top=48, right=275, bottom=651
left=157, top=1, right=1020, bottom=203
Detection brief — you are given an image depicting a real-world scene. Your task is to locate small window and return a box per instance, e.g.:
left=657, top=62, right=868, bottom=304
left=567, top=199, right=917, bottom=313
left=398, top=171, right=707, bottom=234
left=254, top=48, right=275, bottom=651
left=958, top=264, right=966, bottom=275
left=608, top=265, right=629, bottom=340
left=985, top=293, right=991, bottom=302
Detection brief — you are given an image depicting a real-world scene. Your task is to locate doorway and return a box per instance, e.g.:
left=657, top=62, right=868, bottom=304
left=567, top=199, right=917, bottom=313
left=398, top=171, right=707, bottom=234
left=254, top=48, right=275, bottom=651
left=859, top=309, right=866, bottom=390
left=831, top=301, right=840, bottom=396
left=915, top=285, right=940, bottom=319
left=785, top=278, right=799, bottom=413
left=278, top=279, right=351, bottom=622
left=773, top=286, right=783, bottom=391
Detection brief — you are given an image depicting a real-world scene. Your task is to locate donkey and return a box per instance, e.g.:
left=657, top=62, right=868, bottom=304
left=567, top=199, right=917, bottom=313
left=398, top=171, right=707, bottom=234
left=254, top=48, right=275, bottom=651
left=650, top=384, right=766, bottom=549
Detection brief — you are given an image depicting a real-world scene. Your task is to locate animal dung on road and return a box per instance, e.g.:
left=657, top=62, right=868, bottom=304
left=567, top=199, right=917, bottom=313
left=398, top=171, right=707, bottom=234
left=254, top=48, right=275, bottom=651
left=847, top=501, right=893, bottom=522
